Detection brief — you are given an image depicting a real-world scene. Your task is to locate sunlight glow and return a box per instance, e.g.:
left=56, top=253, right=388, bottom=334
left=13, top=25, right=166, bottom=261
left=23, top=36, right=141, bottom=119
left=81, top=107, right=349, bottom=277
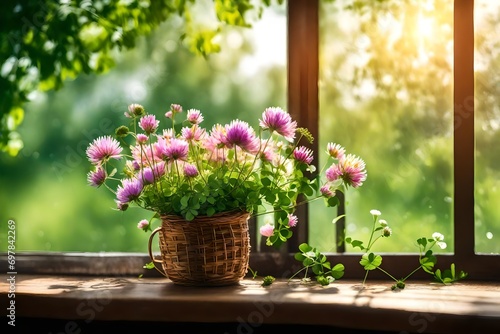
left=238, top=9, right=286, bottom=77
left=417, top=13, right=433, bottom=38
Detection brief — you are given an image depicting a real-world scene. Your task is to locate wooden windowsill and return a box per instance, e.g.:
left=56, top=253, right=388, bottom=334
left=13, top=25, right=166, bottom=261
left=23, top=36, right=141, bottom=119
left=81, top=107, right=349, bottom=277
left=1, top=274, right=499, bottom=333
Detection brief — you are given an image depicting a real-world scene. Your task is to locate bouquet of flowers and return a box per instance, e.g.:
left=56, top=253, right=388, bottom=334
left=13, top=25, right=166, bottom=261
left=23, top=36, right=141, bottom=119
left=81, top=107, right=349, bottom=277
left=85, top=103, right=367, bottom=247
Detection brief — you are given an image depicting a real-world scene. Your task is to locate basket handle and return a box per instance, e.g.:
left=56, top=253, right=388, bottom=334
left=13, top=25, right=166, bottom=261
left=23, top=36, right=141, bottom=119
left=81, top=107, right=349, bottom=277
left=148, top=227, right=168, bottom=278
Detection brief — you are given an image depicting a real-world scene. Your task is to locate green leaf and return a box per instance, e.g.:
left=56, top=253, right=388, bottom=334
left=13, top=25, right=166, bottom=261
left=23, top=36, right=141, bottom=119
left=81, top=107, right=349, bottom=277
left=326, top=196, right=339, bottom=207
left=185, top=210, right=195, bottom=221
left=143, top=262, right=155, bottom=270
left=417, top=237, right=427, bottom=248
left=206, top=207, right=216, bottom=217
left=312, top=263, right=323, bottom=275
left=435, top=269, right=442, bottom=279
left=360, top=252, right=382, bottom=270
left=298, top=243, right=312, bottom=253
left=351, top=240, right=365, bottom=250
left=261, top=177, right=272, bottom=187
left=420, top=250, right=437, bottom=274
left=294, top=252, right=306, bottom=261
left=330, top=263, right=345, bottom=279
left=303, top=258, right=314, bottom=267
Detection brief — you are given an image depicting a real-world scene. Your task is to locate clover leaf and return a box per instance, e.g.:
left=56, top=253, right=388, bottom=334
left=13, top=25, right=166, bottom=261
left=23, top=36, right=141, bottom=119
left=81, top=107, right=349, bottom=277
left=360, top=252, right=382, bottom=270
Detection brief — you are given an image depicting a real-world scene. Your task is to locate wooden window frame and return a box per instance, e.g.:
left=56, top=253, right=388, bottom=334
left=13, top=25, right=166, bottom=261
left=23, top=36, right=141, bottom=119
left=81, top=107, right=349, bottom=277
left=4, top=0, right=499, bottom=281
left=280, top=0, right=498, bottom=281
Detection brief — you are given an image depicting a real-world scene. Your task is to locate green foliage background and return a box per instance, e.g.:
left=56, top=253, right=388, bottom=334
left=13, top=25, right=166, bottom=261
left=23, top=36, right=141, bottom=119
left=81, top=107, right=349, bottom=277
left=0, top=0, right=286, bottom=252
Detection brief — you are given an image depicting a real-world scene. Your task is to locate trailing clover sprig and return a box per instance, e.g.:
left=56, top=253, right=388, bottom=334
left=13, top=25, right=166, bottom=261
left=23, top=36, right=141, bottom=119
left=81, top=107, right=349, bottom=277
left=345, top=210, right=468, bottom=290
left=291, top=243, right=345, bottom=286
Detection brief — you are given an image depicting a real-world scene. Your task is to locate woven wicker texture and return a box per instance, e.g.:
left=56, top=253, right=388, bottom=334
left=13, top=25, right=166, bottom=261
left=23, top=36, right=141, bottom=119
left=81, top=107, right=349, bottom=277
left=156, top=210, right=251, bottom=286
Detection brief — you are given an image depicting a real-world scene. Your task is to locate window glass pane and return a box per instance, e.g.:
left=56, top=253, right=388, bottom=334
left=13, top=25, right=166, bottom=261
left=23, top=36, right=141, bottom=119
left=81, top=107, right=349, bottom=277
left=312, top=0, right=454, bottom=253
left=474, top=0, right=500, bottom=254
left=0, top=2, right=286, bottom=252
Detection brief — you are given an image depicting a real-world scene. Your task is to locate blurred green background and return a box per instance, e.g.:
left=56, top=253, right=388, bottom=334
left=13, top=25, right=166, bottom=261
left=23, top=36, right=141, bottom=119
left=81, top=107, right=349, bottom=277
left=0, top=0, right=498, bottom=254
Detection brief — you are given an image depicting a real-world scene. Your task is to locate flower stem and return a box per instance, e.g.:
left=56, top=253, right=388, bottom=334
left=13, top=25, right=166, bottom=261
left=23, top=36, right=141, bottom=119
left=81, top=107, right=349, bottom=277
left=402, top=265, right=422, bottom=282
left=288, top=265, right=310, bottom=282
left=365, top=215, right=378, bottom=253
left=377, top=266, right=398, bottom=282
left=251, top=195, right=323, bottom=218
left=368, top=235, right=382, bottom=250
left=362, top=270, right=369, bottom=286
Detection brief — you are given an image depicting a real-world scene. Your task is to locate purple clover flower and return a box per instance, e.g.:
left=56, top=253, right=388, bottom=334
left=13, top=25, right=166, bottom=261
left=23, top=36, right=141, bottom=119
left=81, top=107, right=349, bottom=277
left=293, top=146, right=314, bottom=164
left=136, top=134, right=149, bottom=145
left=259, top=223, right=274, bottom=237
left=86, top=136, right=122, bottom=165
left=181, top=125, right=205, bottom=142
left=139, top=115, right=159, bottom=134
left=116, top=178, right=143, bottom=204
left=170, top=104, right=182, bottom=113
left=327, top=143, right=346, bottom=160
left=320, top=184, right=335, bottom=198
left=137, top=219, right=149, bottom=230
left=287, top=214, right=298, bottom=227
left=326, top=164, right=342, bottom=182
left=141, top=162, right=167, bottom=185
left=224, top=120, right=259, bottom=153
left=87, top=167, right=106, bottom=187
left=259, top=107, right=297, bottom=142
left=125, top=103, right=145, bottom=118
left=183, top=163, right=199, bottom=178
left=187, top=109, right=204, bottom=125
left=156, top=138, right=189, bottom=161
left=339, top=154, right=367, bottom=188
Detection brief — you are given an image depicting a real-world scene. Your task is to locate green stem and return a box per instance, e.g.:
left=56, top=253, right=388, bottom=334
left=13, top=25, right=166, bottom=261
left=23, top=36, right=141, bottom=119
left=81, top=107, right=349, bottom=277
left=251, top=195, right=323, bottom=218
left=247, top=267, right=257, bottom=279
left=174, top=160, right=181, bottom=187
left=102, top=181, right=116, bottom=194
left=377, top=266, right=399, bottom=282
left=402, top=265, right=422, bottom=282
left=365, top=215, right=378, bottom=253
left=362, top=270, right=369, bottom=285
left=368, top=235, right=382, bottom=250
left=288, top=265, right=310, bottom=282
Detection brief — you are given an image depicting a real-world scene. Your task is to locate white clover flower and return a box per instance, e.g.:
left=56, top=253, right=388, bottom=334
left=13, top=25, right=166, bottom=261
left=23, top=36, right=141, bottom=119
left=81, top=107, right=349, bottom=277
left=432, top=232, right=444, bottom=241
left=379, top=219, right=388, bottom=227
left=383, top=226, right=392, bottom=237
left=305, top=251, right=316, bottom=258
left=370, top=209, right=381, bottom=216
left=432, top=232, right=447, bottom=249
left=437, top=241, right=447, bottom=249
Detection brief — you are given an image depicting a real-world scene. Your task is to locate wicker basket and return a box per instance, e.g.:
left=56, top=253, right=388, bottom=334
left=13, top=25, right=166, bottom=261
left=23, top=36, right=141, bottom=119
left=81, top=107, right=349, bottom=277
left=148, top=210, right=251, bottom=286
